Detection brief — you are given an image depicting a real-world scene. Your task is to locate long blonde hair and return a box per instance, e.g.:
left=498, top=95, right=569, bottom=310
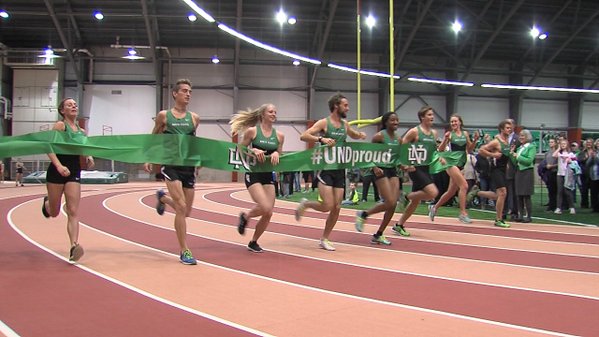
left=229, top=103, right=274, bottom=136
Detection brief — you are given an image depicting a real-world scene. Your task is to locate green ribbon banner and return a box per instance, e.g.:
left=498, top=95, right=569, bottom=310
left=0, top=131, right=459, bottom=174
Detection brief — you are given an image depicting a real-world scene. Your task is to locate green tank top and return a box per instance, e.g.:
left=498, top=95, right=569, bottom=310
left=495, top=137, right=510, bottom=168
left=407, top=126, right=436, bottom=166
left=450, top=131, right=467, bottom=151
left=324, top=116, right=346, bottom=145
left=252, top=125, right=279, bottom=155
left=165, top=110, right=195, bottom=135
left=449, top=131, right=467, bottom=167
left=382, top=130, right=399, bottom=145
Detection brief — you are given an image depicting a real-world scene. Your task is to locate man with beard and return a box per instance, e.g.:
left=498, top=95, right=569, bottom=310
left=468, top=119, right=513, bottom=228
left=295, top=93, right=366, bottom=251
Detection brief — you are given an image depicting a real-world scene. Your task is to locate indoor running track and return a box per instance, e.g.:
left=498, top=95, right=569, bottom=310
left=1, top=182, right=598, bottom=337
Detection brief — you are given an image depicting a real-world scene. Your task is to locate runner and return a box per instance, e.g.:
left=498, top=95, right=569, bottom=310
left=230, top=103, right=284, bottom=252
left=467, top=119, right=513, bottom=228
left=295, top=93, right=366, bottom=251
left=428, top=114, right=478, bottom=224
left=354, top=111, right=403, bottom=245
left=41, top=98, right=95, bottom=261
left=391, top=106, right=440, bottom=237
left=144, top=79, right=201, bottom=265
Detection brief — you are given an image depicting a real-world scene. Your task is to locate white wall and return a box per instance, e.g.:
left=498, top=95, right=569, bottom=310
left=521, top=100, right=569, bottom=129
left=84, top=84, right=156, bottom=136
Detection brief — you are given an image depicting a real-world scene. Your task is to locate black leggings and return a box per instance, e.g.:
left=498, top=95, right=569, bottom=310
left=517, top=195, right=532, bottom=219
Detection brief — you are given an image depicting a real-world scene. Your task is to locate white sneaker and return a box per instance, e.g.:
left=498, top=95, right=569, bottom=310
left=319, top=238, right=336, bottom=251
left=295, top=198, right=308, bottom=221
left=569, top=208, right=576, bottom=214
left=554, top=208, right=562, bottom=214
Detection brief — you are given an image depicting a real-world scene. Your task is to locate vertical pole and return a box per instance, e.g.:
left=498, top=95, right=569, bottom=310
left=389, top=0, right=394, bottom=111
left=356, top=0, right=361, bottom=120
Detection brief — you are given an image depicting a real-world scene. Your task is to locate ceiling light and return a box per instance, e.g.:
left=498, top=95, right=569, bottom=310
left=452, top=20, right=462, bottom=33
left=408, top=77, right=474, bottom=86
left=0, top=10, right=9, bottom=19
left=481, top=83, right=599, bottom=94
left=93, top=11, right=104, bottom=20
left=287, top=17, right=297, bottom=25
left=211, top=55, right=220, bottom=64
left=275, top=9, right=287, bottom=25
left=292, top=60, right=300, bottom=66
left=181, top=0, right=215, bottom=23
left=187, top=13, right=197, bottom=22
left=538, top=33, right=548, bottom=40
left=38, top=46, right=61, bottom=59
left=365, top=15, right=376, bottom=29
left=217, top=23, right=321, bottom=65
left=122, top=48, right=145, bottom=60
left=530, top=26, right=540, bottom=38
left=328, top=63, right=400, bottom=79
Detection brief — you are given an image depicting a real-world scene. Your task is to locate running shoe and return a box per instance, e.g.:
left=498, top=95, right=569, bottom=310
left=355, top=211, right=367, bottom=232
left=319, top=238, right=336, bottom=251
left=69, top=243, right=84, bottom=262
left=180, top=249, right=197, bottom=265
left=554, top=208, right=562, bottom=214
left=371, top=234, right=391, bottom=245
left=493, top=219, right=510, bottom=228
left=42, top=196, right=50, bottom=218
left=391, top=224, right=411, bottom=237
left=247, top=241, right=264, bottom=253
left=238, top=212, right=248, bottom=235
left=466, top=185, right=480, bottom=204
left=156, top=189, right=166, bottom=215
left=569, top=208, right=576, bottom=215
left=428, top=204, right=436, bottom=222
left=458, top=214, right=472, bottom=224
left=295, top=198, right=308, bottom=221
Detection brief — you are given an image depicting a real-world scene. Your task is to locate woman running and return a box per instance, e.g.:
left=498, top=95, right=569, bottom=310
left=41, top=98, right=95, bottom=262
left=428, top=114, right=477, bottom=223
left=230, top=103, right=284, bottom=252
left=354, top=111, right=402, bottom=245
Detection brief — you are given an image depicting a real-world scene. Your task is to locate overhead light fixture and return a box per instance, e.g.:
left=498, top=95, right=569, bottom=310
left=365, top=15, right=376, bottom=29
left=122, top=48, right=145, bottom=60
left=287, top=17, right=297, bottom=25
left=292, top=59, right=300, bottom=66
left=211, top=55, right=220, bottom=64
left=328, top=63, right=400, bottom=79
left=38, top=46, right=61, bottom=59
left=217, top=23, right=321, bottom=65
left=93, top=11, right=104, bottom=20
left=408, top=77, right=474, bottom=87
left=538, top=33, right=548, bottom=40
left=530, top=26, right=540, bottom=39
left=0, top=10, right=9, bottom=19
left=275, top=9, right=287, bottom=25
left=481, top=83, right=599, bottom=94
left=187, top=13, right=197, bottom=22
left=181, top=0, right=215, bottom=23
left=452, top=20, right=462, bottom=33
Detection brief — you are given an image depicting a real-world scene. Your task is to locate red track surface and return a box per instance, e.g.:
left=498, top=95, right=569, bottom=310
left=1, top=182, right=598, bottom=337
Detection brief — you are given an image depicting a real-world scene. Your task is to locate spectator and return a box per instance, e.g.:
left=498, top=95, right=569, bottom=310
left=553, top=139, right=576, bottom=215
left=543, top=138, right=559, bottom=212
left=577, top=138, right=594, bottom=208
left=360, top=168, right=380, bottom=202
left=587, top=139, right=599, bottom=212
left=511, top=129, right=536, bottom=223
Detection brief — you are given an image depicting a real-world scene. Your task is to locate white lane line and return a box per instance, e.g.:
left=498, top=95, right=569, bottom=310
left=103, top=192, right=599, bottom=300
left=221, top=190, right=599, bottom=259
left=8, top=200, right=582, bottom=337
left=6, top=202, right=275, bottom=337
left=0, top=320, right=20, bottom=337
